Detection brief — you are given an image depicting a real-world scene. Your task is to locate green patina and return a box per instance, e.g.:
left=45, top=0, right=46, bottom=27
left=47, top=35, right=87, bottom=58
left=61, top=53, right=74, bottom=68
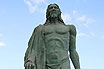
left=24, top=3, right=80, bottom=69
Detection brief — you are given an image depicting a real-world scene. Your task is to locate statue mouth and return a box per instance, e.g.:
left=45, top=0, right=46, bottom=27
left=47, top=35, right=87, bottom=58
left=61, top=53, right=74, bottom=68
left=51, top=10, right=58, bottom=14
left=51, top=9, right=57, bottom=12
left=51, top=10, right=56, bottom=13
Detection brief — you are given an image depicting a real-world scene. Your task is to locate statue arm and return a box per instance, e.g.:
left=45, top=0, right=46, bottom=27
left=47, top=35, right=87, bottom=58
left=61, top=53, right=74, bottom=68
left=24, top=25, right=45, bottom=69
left=24, top=27, right=37, bottom=69
left=24, top=26, right=40, bottom=69
left=69, top=25, right=80, bottom=69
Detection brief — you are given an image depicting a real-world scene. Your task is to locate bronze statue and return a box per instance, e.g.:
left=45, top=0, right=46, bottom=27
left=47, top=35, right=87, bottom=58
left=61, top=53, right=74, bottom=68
left=24, top=3, right=81, bottom=69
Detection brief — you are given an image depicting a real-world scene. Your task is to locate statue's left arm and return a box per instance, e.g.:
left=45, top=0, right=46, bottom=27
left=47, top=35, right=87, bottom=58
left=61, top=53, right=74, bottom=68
left=69, top=25, right=81, bottom=69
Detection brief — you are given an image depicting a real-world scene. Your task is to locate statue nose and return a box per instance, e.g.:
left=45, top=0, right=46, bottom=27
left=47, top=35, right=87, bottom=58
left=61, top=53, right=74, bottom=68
left=52, top=7, right=56, bottom=11
left=52, top=7, right=55, bottom=10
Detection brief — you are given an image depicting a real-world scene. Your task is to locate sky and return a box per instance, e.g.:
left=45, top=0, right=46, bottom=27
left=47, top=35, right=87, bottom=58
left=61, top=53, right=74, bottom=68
left=0, top=0, right=104, bottom=69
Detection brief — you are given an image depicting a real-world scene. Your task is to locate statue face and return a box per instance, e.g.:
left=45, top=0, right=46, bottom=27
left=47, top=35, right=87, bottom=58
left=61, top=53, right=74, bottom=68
left=48, top=4, right=60, bottom=18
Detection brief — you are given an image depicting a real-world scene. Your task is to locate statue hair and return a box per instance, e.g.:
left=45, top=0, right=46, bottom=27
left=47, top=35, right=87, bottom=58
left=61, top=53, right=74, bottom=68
left=44, top=3, right=65, bottom=25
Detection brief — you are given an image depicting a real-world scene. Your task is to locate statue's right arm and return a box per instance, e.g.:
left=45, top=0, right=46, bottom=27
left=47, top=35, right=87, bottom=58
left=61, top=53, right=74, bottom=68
left=24, top=26, right=40, bottom=69
left=25, top=61, right=35, bottom=69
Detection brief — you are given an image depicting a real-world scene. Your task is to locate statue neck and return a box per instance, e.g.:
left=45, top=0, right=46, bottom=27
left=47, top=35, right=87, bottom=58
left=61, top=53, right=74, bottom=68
left=49, top=17, right=59, bottom=24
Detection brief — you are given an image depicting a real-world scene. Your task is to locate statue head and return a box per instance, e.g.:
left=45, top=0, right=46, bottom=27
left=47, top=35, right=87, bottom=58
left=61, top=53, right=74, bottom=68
left=44, top=3, right=65, bottom=25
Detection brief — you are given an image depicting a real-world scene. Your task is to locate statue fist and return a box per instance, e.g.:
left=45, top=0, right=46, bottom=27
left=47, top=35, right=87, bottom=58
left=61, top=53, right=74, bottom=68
left=25, top=62, right=35, bottom=69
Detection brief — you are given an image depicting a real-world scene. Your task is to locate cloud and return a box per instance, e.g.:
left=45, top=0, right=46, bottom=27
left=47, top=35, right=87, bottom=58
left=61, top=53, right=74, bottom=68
left=77, top=30, right=88, bottom=37
left=77, top=29, right=96, bottom=38
left=77, top=32, right=88, bottom=37
left=32, top=0, right=45, bottom=4
left=0, top=33, right=3, bottom=37
left=0, top=33, right=5, bottom=46
left=0, top=42, right=5, bottom=46
left=24, top=0, right=37, bottom=13
left=62, top=13, right=72, bottom=24
left=71, top=10, right=95, bottom=28
left=72, top=10, right=78, bottom=15
left=89, top=32, right=96, bottom=37
left=24, top=0, right=46, bottom=13
left=76, top=15, right=95, bottom=28
left=101, top=35, right=104, bottom=40
left=62, top=10, right=95, bottom=28
left=83, top=18, right=95, bottom=28
left=77, top=31, right=96, bottom=38
left=76, top=15, right=86, bottom=22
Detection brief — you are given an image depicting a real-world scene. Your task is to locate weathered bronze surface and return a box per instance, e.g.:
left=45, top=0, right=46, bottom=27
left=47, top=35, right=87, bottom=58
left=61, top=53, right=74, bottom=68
left=24, top=3, right=80, bottom=69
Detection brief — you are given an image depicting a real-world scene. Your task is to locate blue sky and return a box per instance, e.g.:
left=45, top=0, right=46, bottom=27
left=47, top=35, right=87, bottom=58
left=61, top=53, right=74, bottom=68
left=0, top=0, right=104, bottom=69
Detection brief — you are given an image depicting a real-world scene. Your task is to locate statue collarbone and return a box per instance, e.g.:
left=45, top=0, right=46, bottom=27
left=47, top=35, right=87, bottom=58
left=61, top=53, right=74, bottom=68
left=44, top=23, right=69, bottom=36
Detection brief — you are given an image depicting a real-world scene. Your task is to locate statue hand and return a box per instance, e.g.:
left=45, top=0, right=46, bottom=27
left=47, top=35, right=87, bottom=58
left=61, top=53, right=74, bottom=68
left=25, top=62, right=35, bottom=69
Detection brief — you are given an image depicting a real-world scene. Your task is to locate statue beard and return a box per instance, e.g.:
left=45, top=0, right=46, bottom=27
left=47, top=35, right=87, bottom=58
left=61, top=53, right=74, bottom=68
left=49, top=10, right=60, bottom=18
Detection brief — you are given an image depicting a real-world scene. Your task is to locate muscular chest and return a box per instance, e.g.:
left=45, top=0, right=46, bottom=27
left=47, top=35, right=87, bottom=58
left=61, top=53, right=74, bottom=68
left=44, top=24, right=69, bottom=36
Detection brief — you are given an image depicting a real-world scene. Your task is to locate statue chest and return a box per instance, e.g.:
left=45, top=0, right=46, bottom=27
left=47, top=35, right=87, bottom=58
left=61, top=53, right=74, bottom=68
left=44, top=24, right=69, bottom=37
left=44, top=24, right=70, bottom=51
left=44, top=24, right=70, bottom=63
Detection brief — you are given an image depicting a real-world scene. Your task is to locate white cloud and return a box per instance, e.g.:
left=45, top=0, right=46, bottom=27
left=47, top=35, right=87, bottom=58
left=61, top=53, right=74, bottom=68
left=24, top=0, right=46, bottom=13
left=0, top=33, right=3, bottom=37
left=76, top=15, right=95, bottom=28
left=77, top=32, right=88, bottom=37
left=83, top=18, right=95, bottom=28
left=62, top=13, right=72, bottom=24
left=72, top=10, right=77, bottom=15
left=77, top=31, right=96, bottom=38
left=101, top=35, right=104, bottom=39
left=76, top=15, right=86, bottom=22
left=77, top=27, right=96, bottom=37
left=0, top=33, right=5, bottom=46
left=24, top=0, right=37, bottom=13
left=89, top=32, right=96, bottom=37
left=70, top=10, right=95, bottom=28
left=0, top=42, right=5, bottom=46
left=62, top=10, right=95, bottom=28
left=32, top=0, right=45, bottom=4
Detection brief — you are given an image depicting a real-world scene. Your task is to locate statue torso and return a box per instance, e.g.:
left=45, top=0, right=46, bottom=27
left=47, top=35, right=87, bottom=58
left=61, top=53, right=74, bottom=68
left=44, top=23, right=70, bottom=66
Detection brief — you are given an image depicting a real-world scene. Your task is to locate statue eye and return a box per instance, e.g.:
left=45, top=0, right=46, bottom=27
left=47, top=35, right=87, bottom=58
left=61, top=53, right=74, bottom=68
left=54, top=6, right=57, bottom=9
left=49, top=7, right=53, bottom=9
left=49, top=6, right=58, bottom=9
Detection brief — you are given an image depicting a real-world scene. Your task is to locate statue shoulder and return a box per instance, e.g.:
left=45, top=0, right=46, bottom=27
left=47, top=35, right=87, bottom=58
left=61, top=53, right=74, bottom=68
left=69, top=24, right=77, bottom=36
left=28, top=24, right=44, bottom=45
left=33, top=24, right=44, bottom=32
